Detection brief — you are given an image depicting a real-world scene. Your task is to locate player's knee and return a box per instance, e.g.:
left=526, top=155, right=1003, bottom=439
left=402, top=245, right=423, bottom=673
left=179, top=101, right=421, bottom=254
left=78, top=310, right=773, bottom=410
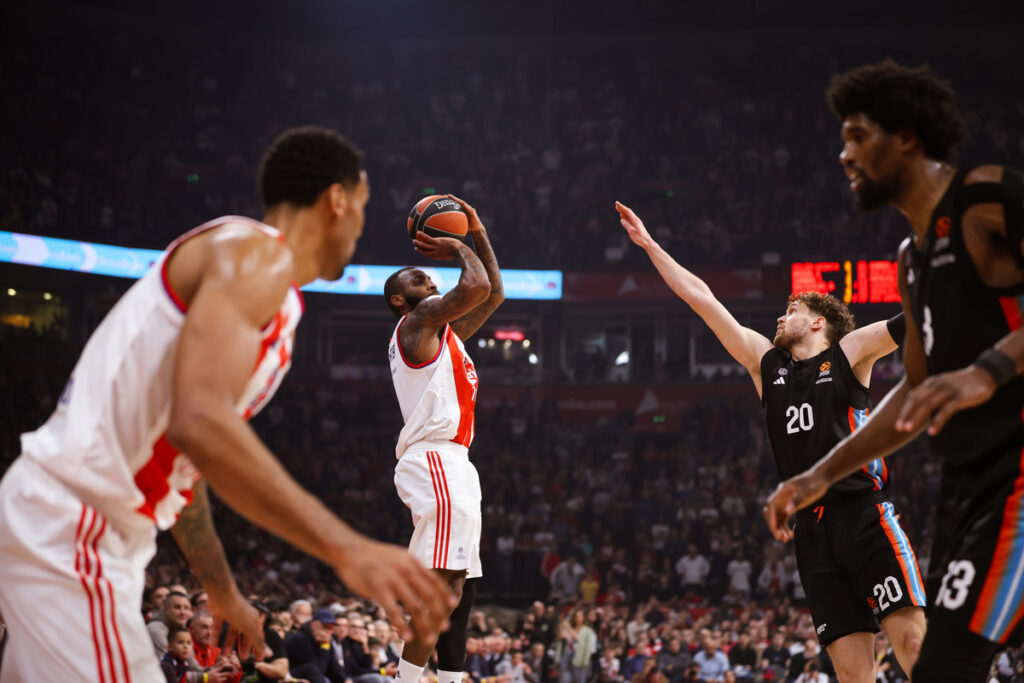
left=831, top=661, right=873, bottom=683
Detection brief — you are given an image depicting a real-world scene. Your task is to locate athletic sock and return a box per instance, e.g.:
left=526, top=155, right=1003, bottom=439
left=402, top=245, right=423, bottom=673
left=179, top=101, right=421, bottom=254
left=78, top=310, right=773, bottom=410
left=437, top=668, right=464, bottom=683
left=397, top=659, right=426, bottom=683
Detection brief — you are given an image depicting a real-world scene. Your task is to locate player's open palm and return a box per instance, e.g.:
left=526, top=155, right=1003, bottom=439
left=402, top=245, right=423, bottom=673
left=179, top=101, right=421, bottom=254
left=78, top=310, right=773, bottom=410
left=615, top=201, right=656, bottom=249
left=335, top=537, right=456, bottom=643
left=446, top=195, right=485, bottom=233
left=413, top=231, right=463, bottom=260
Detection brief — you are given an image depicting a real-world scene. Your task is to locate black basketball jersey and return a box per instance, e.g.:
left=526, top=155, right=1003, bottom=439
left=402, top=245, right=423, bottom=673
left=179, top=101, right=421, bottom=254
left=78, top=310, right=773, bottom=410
left=761, top=343, right=888, bottom=505
left=902, top=166, right=1024, bottom=467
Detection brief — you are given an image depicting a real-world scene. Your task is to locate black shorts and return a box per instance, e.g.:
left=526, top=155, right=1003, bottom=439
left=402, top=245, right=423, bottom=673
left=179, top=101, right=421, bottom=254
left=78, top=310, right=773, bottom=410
left=794, top=492, right=926, bottom=647
left=926, top=451, right=1024, bottom=646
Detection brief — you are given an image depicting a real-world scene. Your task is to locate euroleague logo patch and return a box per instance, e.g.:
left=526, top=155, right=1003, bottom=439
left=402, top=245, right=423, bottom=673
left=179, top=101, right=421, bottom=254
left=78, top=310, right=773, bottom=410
left=816, top=361, right=833, bottom=384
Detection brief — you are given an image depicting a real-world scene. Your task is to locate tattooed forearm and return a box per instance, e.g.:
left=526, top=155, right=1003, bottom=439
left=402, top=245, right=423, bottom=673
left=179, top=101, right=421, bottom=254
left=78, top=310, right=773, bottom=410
left=451, top=229, right=505, bottom=340
left=170, top=479, right=237, bottom=598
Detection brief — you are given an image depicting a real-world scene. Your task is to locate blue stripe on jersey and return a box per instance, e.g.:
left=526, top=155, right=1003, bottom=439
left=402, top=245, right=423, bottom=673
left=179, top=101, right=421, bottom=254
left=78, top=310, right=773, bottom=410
left=882, top=502, right=927, bottom=606
left=982, top=507, right=1024, bottom=641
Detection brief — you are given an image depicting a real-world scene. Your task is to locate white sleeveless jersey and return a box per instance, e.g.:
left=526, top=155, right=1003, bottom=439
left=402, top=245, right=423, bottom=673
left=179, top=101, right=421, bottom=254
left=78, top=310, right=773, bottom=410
left=388, top=315, right=479, bottom=457
left=19, top=216, right=303, bottom=531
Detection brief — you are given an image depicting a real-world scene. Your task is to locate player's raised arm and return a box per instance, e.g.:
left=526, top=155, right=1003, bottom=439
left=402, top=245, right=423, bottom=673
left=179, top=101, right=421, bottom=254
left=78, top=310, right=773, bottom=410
left=838, top=312, right=904, bottom=385
left=403, top=232, right=491, bottom=333
left=446, top=195, right=504, bottom=340
left=168, top=229, right=454, bottom=644
left=616, top=201, right=773, bottom=392
left=763, top=241, right=928, bottom=540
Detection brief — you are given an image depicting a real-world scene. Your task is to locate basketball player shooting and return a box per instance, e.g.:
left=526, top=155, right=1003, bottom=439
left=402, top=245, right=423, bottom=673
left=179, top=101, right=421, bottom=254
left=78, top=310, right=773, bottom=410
left=617, top=202, right=926, bottom=681
left=384, top=195, right=504, bottom=683
left=0, top=127, right=454, bottom=682
left=765, top=60, right=1024, bottom=681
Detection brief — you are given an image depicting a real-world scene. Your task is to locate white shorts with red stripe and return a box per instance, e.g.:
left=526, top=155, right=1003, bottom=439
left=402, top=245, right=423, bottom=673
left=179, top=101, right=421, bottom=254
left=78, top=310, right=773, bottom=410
left=0, top=456, right=162, bottom=682
left=394, top=441, right=482, bottom=579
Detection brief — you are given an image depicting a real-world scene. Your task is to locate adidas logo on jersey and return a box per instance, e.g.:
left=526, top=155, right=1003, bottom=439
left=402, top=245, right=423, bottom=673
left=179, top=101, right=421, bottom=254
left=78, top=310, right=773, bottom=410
left=773, top=377, right=785, bottom=385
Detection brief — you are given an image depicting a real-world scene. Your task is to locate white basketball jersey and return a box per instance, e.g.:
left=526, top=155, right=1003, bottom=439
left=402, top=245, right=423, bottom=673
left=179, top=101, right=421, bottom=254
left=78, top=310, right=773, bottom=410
left=388, top=316, right=479, bottom=457
left=20, top=216, right=303, bottom=531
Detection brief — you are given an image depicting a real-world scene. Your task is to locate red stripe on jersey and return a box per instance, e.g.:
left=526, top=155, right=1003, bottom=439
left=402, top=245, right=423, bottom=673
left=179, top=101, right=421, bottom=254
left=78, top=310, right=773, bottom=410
left=446, top=328, right=478, bottom=447
left=292, top=284, right=306, bottom=314
left=426, top=452, right=444, bottom=568
left=76, top=507, right=108, bottom=683
left=133, top=434, right=180, bottom=522
left=159, top=217, right=285, bottom=314
left=105, top=575, right=132, bottom=683
left=90, top=517, right=119, bottom=683
left=847, top=407, right=856, bottom=432
left=999, top=297, right=1024, bottom=331
left=160, top=260, right=188, bottom=313
left=432, top=451, right=453, bottom=567
left=396, top=318, right=447, bottom=369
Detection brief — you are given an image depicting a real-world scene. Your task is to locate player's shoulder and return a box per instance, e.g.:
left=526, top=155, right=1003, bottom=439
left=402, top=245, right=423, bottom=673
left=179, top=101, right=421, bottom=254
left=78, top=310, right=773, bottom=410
left=204, top=220, right=293, bottom=281
left=963, top=164, right=1004, bottom=186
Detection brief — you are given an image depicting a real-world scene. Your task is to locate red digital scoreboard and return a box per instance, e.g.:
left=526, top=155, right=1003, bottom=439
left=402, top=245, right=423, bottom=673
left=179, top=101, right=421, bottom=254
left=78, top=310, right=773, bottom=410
left=791, top=260, right=900, bottom=304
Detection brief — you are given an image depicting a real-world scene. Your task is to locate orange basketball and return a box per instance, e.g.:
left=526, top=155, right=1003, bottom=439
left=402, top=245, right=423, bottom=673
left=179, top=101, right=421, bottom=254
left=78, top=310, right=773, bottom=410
left=407, top=195, right=469, bottom=240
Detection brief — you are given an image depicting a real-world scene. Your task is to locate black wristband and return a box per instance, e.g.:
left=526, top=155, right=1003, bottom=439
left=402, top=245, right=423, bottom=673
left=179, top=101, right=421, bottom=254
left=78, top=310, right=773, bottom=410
left=973, top=348, right=1017, bottom=388
left=886, top=312, right=906, bottom=347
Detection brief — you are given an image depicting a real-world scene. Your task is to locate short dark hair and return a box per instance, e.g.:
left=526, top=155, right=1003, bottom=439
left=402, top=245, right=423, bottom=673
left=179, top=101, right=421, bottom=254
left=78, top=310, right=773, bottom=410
left=167, top=624, right=190, bottom=641
left=384, top=266, right=416, bottom=316
left=259, top=126, right=364, bottom=209
left=827, top=59, right=967, bottom=163
left=788, top=292, right=855, bottom=345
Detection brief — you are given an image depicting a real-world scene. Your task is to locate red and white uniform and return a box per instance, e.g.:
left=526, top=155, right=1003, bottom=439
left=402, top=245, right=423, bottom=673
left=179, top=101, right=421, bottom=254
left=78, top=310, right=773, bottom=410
left=389, top=316, right=482, bottom=578
left=0, top=217, right=302, bottom=682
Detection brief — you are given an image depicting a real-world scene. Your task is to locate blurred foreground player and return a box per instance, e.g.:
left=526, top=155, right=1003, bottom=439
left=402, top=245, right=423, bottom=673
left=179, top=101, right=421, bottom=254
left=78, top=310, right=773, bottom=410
left=617, top=204, right=925, bottom=681
left=0, top=127, right=453, bottom=682
left=766, top=61, right=1024, bottom=682
left=384, top=196, right=504, bottom=683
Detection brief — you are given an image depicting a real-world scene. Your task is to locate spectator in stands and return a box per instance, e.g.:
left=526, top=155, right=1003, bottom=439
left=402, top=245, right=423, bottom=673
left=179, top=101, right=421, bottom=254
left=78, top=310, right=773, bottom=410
left=560, top=608, right=597, bottom=683
left=550, top=555, right=585, bottom=604
left=497, top=648, right=536, bottom=683
left=675, top=546, right=709, bottom=597
left=149, top=590, right=193, bottom=657
left=630, top=656, right=667, bottom=683
left=160, top=625, right=193, bottom=683
left=251, top=601, right=290, bottom=683
left=656, top=636, right=691, bottom=683
left=692, top=637, right=729, bottom=683
left=188, top=610, right=221, bottom=668
left=760, top=631, right=790, bottom=678
left=290, top=599, right=313, bottom=629
left=286, top=609, right=346, bottom=683
left=342, top=614, right=390, bottom=683
left=726, top=632, right=756, bottom=682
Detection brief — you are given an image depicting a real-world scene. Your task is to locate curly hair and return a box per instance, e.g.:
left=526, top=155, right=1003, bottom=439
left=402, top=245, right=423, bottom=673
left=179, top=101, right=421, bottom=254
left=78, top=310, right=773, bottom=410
left=788, top=292, right=855, bottom=345
left=258, top=126, right=363, bottom=209
left=826, top=59, right=967, bottom=163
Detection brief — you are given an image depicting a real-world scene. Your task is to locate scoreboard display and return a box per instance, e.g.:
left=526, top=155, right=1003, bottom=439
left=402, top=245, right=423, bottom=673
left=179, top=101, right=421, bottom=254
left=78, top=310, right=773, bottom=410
left=791, top=260, right=900, bottom=304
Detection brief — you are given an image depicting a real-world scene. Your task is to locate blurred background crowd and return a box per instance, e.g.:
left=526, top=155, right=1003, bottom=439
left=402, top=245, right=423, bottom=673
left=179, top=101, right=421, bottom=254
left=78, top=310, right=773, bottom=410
left=4, top=0, right=1024, bottom=680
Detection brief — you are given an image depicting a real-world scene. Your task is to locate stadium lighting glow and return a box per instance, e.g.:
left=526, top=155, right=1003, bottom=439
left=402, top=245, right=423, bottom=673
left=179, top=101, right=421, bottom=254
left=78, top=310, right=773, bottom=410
left=614, top=350, right=629, bottom=366
left=0, top=230, right=562, bottom=300
left=6, top=288, right=14, bottom=296
left=528, top=353, right=539, bottom=365
left=43, top=292, right=52, bottom=300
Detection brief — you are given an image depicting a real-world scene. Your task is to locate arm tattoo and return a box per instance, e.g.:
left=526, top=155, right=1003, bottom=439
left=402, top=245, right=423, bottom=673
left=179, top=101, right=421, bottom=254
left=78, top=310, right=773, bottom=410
left=170, top=480, right=236, bottom=597
left=451, top=229, right=505, bottom=340
left=401, top=243, right=491, bottom=361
